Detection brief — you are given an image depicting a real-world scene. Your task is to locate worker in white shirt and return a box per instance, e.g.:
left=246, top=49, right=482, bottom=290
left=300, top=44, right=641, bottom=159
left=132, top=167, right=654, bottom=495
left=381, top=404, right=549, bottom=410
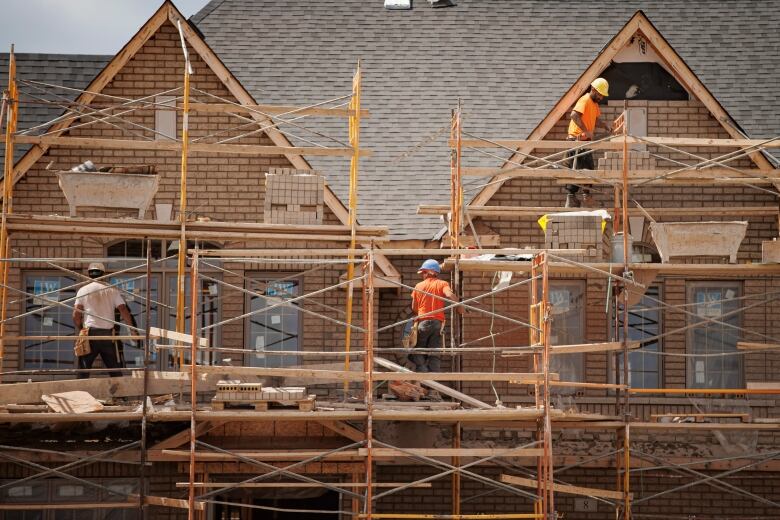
left=72, top=263, right=135, bottom=378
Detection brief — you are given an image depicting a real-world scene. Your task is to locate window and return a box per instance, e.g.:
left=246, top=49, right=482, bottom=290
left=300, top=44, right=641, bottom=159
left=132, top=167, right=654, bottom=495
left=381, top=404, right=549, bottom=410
left=23, top=274, right=78, bottom=369
left=165, top=276, right=220, bottom=367
left=615, top=285, right=661, bottom=388
left=108, top=274, right=159, bottom=369
left=547, top=281, right=586, bottom=392
left=246, top=275, right=302, bottom=368
left=0, top=479, right=137, bottom=520
left=687, top=282, right=742, bottom=388
left=154, top=95, right=176, bottom=140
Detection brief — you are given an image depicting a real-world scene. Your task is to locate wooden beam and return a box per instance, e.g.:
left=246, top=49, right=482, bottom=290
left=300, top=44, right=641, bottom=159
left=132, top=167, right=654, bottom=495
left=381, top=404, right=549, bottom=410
left=6, top=215, right=386, bottom=242
left=189, top=102, right=369, bottom=118
left=361, top=515, right=541, bottom=520
left=193, top=364, right=365, bottom=382
left=737, top=342, right=780, bottom=351
left=453, top=137, right=780, bottom=149
left=500, top=474, right=630, bottom=501
left=9, top=135, right=370, bottom=158
left=150, top=421, right=225, bottom=451
left=318, top=420, right=365, bottom=442
left=374, top=356, right=493, bottom=409
left=150, top=326, right=209, bottom=347
left=453, top=259, right=780, bottom=276
left=460, top=166, right=780, bottom=182
left=0, top=496, right=202, bottom=511
left=418, top=205, right=780, bottom=218
left=746, top=382, right=780, bottom=391
left=550, top=341, right=640, bottom=354
left=362, top=447, right=543, bottom=458
left=372, top=372, right=557, bottom=383
left=177, top=482, right=431, bottom=489
left=0, top=370, right=211, bottom=405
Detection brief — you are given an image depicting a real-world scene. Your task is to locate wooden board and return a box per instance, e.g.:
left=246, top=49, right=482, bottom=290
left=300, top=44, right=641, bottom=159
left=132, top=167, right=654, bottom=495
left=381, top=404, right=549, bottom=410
left=41, top=391, right=104, bottom=414
left=737, top=342, right=780, bottom=351
left=418, top=205, right=780, bottom=218
left=150, top=326, right=209, bottom=347
left=8, top=134, right=372, bottom=158
left=651, top=413, right=749, bottom=423
left=746, top=382, right=780, bottom=391
left=500, top=473, right=630, bottom=501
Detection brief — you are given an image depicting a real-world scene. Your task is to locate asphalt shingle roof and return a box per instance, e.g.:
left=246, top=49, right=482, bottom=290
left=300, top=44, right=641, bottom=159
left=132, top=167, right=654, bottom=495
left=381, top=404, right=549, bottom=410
left=0, top=53, right=111, bottom=166
left=191, top=0, right=780, bottom=239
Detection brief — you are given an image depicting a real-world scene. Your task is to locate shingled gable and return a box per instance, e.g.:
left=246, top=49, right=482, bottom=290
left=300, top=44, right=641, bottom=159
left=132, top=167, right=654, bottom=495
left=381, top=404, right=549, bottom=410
left=470, top=10, right=775, bottom=208
left=4, top=0, right=399, bottom=277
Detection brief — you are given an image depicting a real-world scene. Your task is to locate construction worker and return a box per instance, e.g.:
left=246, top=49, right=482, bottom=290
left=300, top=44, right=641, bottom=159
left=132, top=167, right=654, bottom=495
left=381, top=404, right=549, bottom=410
left=73, top=263, right=135, bottom=378
left=564, top=77, right=612, bottom=207
left=409, top=259, right=461, bottom=373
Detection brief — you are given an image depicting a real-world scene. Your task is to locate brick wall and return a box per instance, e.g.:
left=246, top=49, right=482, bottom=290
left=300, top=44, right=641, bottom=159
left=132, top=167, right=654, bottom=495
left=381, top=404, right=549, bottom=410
left=3, top=21, right=350, bottom=376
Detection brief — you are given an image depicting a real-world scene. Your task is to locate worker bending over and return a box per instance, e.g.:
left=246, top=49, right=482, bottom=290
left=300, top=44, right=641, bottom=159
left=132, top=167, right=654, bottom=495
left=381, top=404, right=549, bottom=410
left=410, top=259, right=461, bottom=373
left=565, top=77, right=612, bottom=207
left=73, top=262, right=135, bottom=379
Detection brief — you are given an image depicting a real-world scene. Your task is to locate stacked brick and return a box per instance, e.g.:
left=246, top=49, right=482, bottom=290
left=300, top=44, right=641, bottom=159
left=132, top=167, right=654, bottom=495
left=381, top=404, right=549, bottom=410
left=597, top=150, right=657, bottom=170
left=264, top=167, right=325, bottom=225
left=544, top=215, right=605, bottom=261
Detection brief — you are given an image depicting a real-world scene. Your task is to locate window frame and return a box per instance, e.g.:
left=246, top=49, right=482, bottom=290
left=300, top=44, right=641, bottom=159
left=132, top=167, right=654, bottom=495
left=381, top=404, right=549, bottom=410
left=539, top=279, right=587, bottom=391
left=244, top=272, right=304, bottom=368
left=610, top=284, right=663, bottom=389
left=686, top=281, right=743, bottom=389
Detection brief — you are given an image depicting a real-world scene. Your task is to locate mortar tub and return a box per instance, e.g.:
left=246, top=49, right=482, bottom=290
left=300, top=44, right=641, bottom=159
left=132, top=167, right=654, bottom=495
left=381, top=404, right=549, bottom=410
left=56, top=171, right=160, bottom=218
left=649, top=221, right=748, bottom=263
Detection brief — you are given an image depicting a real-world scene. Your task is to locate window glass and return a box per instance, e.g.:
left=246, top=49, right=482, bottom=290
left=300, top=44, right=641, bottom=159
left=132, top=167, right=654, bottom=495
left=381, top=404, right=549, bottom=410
left=616, top=286, right=661, bottom=388
left=165, top=276, right=220, bottom=367
left=107, top=275, right=159, bottom=369
left=687, top=283, right=742, bottom=388
left=547, top=281, right=585, bottom=392
left=23, top=274, right=78, bottom=369
left=247, top=277, right=301, bottom=368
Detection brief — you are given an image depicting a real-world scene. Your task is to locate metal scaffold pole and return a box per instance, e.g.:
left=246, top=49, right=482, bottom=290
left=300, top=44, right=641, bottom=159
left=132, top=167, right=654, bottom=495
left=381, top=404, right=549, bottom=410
left=176, top=20, right=193, bottom=368
left=620, top=105, right=632, bottom=520
left=364, top=247, right=375, bottom=520
left=0, top=45, right=17, bottom=383
left=344, top=60, right=362, bottom=397
left=187, top=246, right=199, bottom=519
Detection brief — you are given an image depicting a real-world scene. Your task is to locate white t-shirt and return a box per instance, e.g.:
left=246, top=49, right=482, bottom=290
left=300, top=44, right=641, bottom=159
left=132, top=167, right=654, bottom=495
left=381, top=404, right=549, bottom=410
left=75, top=281, right=125, bottom=329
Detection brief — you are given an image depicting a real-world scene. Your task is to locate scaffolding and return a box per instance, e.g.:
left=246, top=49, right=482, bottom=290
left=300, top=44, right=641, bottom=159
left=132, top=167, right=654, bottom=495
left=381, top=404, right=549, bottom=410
left=0, top=24, right=780, bottom=520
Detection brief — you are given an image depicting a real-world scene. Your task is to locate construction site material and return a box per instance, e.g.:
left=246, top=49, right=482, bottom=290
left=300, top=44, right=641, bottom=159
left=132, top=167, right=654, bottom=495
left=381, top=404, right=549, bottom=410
left=150, top=326, right=209, bottom=347
left=374, top=357, right=492, bottom=409
left=500, top=474, right=631, bottom=501
left=41, top=390, right=104, bottom=414
left=763, top=239, right=780, bottom=263
left=737, top=341, right=780, bottom=350
left=264, top=168, right=325, bottom=225
left=650, top=413, right=750, bottom=423
left=212, top=386, right=316, bottom=412
left=55, top=171, right=159, bottom=218
left=650, top=221, right=748, bottom=263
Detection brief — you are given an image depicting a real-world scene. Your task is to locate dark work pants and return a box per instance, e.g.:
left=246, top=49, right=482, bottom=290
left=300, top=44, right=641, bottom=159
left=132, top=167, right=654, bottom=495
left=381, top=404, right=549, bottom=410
left=409, top=319, right=443, bottom=373
left=565, top=138, right=594, bottom=194
left=77, top=328, right=122, bottom=378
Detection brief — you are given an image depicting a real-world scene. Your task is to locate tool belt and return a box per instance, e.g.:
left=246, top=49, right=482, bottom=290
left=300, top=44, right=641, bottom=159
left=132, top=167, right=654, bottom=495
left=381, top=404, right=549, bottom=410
left=74, top=328, right=91, bottom=357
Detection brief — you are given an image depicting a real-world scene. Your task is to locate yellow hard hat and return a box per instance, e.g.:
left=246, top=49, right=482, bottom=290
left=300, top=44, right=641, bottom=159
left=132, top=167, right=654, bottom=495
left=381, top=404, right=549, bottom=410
left=591, top=77, right=609, bottom=97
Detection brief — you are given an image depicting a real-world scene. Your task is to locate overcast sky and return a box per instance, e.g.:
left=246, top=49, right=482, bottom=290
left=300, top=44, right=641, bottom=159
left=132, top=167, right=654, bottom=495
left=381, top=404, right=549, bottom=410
left=1, top=0, right=210, bottom=55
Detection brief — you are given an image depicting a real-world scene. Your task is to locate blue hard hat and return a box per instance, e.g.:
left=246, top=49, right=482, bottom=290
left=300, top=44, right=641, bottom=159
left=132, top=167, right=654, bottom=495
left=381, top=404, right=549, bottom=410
left=418, top=259, right=441, bottom=273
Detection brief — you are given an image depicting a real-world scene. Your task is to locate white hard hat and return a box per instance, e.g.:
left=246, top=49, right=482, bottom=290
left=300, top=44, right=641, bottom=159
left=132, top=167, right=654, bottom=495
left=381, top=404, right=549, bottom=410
left=87, top=262, right=105, bottom=273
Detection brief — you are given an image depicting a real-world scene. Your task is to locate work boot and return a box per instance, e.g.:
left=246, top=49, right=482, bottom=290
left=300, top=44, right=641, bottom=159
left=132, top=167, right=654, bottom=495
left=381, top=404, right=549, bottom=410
left=565, top=193, right=581, bottom=208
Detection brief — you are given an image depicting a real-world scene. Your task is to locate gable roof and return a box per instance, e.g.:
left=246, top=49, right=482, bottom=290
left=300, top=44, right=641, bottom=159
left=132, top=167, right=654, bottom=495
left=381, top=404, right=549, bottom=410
left=2, top=1, right=400, bottom=278
left=0, top=53, right=111, bottom=165
left=191, top=0, right=780, bottom=239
